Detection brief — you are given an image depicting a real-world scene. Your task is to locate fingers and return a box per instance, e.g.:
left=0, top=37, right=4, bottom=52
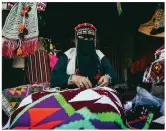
left=99, top=77, right=109, bottom=87
left=99, top=80, right=108, bottom=87
left=73, top=76, right=92, bottom=89
left=77, top=82, right=84, bottom=89
left=98, top=77, right=104, bottom=85
left=76, top=83, right=81, bottom=88
left=82, top=81, right=89, bottom=88
left=79, top=78, right=92, bottom=89
left=82, top=78, right=92, bottom=88
left=85, top=78, right=92, bottom=88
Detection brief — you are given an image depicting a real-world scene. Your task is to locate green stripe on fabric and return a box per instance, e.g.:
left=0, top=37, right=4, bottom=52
left=142, top=113, right=154, bottom=129
left=54, top=93, right=75, bottom=116
left=9, top=93, right=55, bottom=128
left=54, top=120, right=96, bottom=130
left=76, top=107, right=130, bottom=130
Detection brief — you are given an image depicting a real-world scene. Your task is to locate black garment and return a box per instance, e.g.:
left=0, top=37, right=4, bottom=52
left=50, top=55, right=70, bottom=88
left=2, top=110, right=9, bottom=127
left=2, top=57, right=13, bottom=90
left=50, top=54, right=117, bottom=88
left=77, top=38, right=100, bottom=85
left=11, top=68, right=26, bottom=87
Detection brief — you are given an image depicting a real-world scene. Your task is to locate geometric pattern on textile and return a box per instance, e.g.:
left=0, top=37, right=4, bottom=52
left=143, top=60, right=164, bottom=83
left=9, top=88, right=131, bottom=129
left=5, top=86, right=29, bottom=97
left=6, top=96, right=24, bottom=109
left=10, top=94, right=65, bottom=129
left=29, top=108, right=61, bottom=127
left=128, top=113, right=154, bottom=130
left=65, top=88, right=125, bottom=118
left=143, top=45, right=164, bottom=83
left=53, top=107, right=129, bottom=130
left=7, top=88, right=154, bottom=129
left=2, top=83, right=51, bottom=116
left=11, top=109, right=31, bottom=127
left=6, top=87, right=157, bottom=130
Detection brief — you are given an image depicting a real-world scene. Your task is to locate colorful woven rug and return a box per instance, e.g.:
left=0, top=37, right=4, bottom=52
left=2, top=83, right=50, bottom=116
left=3, top=87, right=155, bottom=129
left=7, top=87, right=131, bottom=129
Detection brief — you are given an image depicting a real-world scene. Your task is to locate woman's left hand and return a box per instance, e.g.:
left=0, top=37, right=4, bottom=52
left=98, top=75, right=110, bottom=87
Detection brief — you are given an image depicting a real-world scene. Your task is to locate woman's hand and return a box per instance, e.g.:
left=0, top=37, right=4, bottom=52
left=71, top=75, right=92, bottom=89
left=98, top=75, right=111, bottom=87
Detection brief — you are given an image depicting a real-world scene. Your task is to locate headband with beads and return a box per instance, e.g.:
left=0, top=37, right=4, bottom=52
left=75, top=23, right=97, bottom=31
left=74, top=23, right=97, bottom=47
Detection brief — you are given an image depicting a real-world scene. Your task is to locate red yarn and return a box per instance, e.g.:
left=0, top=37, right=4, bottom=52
left=2, top=37, right=39, bottom=58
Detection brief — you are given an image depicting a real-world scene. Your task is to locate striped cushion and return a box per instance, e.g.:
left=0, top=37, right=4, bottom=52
left=26, top=50, right=51, bottom=84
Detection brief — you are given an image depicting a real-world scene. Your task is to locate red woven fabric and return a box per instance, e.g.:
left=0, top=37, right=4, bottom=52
left=26, top=50, right=51, bottom=84
left=130, top=52, right=154, bottom=74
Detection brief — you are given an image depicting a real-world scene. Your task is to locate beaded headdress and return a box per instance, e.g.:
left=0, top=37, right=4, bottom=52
left=74, top=23, right=97, bottom=47
left=74, top=23, right=101, bottom=79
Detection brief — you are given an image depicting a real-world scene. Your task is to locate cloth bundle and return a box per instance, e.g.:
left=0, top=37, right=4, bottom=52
left=143, top=45, right=164, bottom=83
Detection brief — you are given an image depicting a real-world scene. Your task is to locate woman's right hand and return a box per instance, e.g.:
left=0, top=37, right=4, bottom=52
left=71, top=75, right=92, bottom=89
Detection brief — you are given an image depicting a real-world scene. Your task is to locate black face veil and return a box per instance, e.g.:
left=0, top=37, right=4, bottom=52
left=75, top=23, right=100, bottom=85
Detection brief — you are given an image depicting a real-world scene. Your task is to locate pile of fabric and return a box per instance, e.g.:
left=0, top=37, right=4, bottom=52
left=124, top=86, right=164, bottom=129
left=4, top=86, right=157, bottom=130
left=124, top=45, right=165, bottom=129
left=3, top=85, right=162, bottom=130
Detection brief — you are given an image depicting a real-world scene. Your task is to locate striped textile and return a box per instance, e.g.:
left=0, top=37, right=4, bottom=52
left=26, top=50, right=51, bottom=84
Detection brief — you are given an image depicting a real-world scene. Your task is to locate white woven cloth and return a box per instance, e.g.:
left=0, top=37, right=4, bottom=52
left=2, top=2, right=38, bottom=40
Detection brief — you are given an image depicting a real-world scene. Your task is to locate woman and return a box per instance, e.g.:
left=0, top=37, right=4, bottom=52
left=51, top=23, right=117, bottom=89
left=3, top=23, right=152, bottom=130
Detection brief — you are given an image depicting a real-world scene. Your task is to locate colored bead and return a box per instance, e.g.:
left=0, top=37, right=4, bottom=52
left=20, top=10, right=26, bottom=16
left=23, top=6, right=30, bottom=11
left=17, top=48, right=23, bottom=56
left=18, top=24, right=25, bottom=31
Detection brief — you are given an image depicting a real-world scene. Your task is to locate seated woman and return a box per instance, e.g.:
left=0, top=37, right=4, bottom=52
left=51, top=23, right=117, bottom=89
left=3, top=23, right=152, bottom=130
